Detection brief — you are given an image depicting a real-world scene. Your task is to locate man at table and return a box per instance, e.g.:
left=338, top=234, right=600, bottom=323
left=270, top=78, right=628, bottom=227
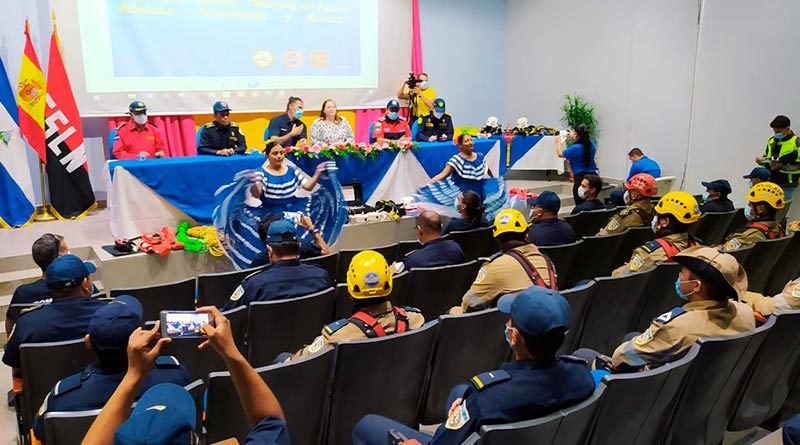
left=372, top=99, right=411, bottom=143
left=112, top=101, right=169, bottom=160
left=416, top=98, right=454, bottom=142
left=198, top=101, right=247, bottom=156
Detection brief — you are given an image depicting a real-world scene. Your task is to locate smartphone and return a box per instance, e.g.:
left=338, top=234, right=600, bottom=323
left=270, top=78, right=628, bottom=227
left=160, top=310, right=210, bottom=339
left=283, top=211, right=301, bottom=224
left=388, top=429, right=409, bottom=445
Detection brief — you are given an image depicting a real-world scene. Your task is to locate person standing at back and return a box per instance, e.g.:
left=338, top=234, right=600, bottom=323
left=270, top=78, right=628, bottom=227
left=571, top=174, right=605, bottom=215
left=556, top=124, right=599, bottom=206
left=756, top=115, right=799, bottom=203
left=527, top=191, right=578, bottom=247
left=397, top=72, right=437, bottom=123
left=396, top=211, right=464, bottom=271
left=597, top=173, right=657, bottom=236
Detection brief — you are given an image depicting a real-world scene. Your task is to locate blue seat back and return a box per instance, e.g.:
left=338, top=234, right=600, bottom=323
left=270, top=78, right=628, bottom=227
left=368, top=121, right=376, bottom=143
left=108, top=128, right=117, bottom=159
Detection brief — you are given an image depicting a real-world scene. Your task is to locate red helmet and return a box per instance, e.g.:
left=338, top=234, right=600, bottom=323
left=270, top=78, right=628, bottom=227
left=624, top=173, right=657, bottom=197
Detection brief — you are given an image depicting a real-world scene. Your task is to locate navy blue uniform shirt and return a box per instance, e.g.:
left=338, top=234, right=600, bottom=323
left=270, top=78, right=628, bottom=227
left=250, top=237, right=323, bottom=268
left=268, top=113, right=307, bottom=147
left=571, top=199, right=605, bottom=215
left=700, top=198, right=735, bottom=213
left=198, top=122, right=247, bottom=155
left=402, top=238, right=465, bottom=270
left=443, top=217, right=490, bottom=235
left=3, top=297, right=110, bottom=368
left=32, top=358, right=192, bottom=440
left=416, top=113, right=454, bottom=142
left=223, top=259, right=331, bottom=310
left=244, top=416, right=291, bottom=444
left=7, top=279, right=51, bottom=323
left=527, top=218, right=579, bottom=247
left=427, top=357, right=595, bottom=445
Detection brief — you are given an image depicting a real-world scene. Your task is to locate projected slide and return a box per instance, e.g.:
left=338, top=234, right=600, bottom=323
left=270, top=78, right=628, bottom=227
left=76, top=0, right=378, bottom=92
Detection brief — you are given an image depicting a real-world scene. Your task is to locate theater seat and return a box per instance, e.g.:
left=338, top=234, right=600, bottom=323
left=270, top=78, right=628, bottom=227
left=397, top=240, right=422, bottom=259
left=43, top=408, right=100, bottom=445
left=197, top=266, right=266, bottom=309
left=109, top=277, right=196, bottom=322
left=612, top=227, right=655, bottom=271
left=158, top=336, right=226, bottom=383
left=404, top=260, right=481, bottom=319
left=539, top=240, right=583, bottom=289
left=445, top=227, right=498, bottom=261
left=246, top=287, right=336, bottom=367
left=336, top=244, right=398, bottom=283
left=557, top=281, right=597, bottom=355
left=635, top=262, right=682, bottom=331
left=764, top=232, right=800, bottom=296
left=564, top=207, right=618, bottom=238
left=688, top=209, right=738, bottom=245
left=302, top=252, right=339, bottom=282
left=571, top=232, right=626, bottom=283
left=727, top=243, right=755, bottom=265
left=741, top=236, right=793, bottom=294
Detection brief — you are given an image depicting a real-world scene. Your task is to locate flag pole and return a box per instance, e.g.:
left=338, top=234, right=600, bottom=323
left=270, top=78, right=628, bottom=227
left=33, top=160, right=56, bottom=222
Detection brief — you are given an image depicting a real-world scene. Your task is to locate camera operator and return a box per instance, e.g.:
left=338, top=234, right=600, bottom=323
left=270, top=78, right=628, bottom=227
left=397, top=72, right=437, bottom=123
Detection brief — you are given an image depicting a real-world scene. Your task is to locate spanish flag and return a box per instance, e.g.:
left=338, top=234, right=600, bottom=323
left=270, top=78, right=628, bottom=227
left=16, top=19, right=46, bottom=162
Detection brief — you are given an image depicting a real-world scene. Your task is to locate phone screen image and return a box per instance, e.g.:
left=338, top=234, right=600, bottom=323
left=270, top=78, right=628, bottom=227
left=162, top=312, right=210, bottom=338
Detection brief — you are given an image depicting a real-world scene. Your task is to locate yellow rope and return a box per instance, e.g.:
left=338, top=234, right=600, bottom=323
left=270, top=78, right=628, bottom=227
left=187, top=226, right=224, bottom=256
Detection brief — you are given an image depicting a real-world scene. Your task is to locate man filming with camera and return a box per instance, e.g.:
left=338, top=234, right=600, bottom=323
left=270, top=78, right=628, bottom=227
left=397, top=72, right=437, bottom=123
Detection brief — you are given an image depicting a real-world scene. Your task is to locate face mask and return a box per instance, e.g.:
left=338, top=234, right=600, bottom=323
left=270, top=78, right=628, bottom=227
left=577, top=186, right=587, bottom=199
left=651, top=215, right=659, bottom=233
left=294, top=108, right=304, bottom=119
left=133, top=114, right=147, bottom=125
left=744, top=206, right=753, bottom=220
left=623, top=190, right=632, bottom=205
left=674, top=278, right=697, bottom=301
left=504, top=325, right=512, bottom=348
left=420, top=81, right=429, bottom=90
left=702, top=192, right=710, bottom=202
left=774, top=132, right=785, bottom=141
left=387, top=111, right=399, bottom=120
left=433, top=111, right=444, bottom=119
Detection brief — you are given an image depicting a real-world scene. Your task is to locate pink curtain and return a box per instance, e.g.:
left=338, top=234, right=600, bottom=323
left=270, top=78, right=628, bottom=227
left=411, top=0, right=424, bottom=74
left=355, top=109, right=386, bottom=143
left=106, top=115, right=197, bottom=157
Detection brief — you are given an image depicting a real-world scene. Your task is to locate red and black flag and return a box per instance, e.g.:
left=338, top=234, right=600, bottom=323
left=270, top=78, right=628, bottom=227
left=44, top=18, right=95, bottom=219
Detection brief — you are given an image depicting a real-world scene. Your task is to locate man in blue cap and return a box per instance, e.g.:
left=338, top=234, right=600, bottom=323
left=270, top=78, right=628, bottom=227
left=699, top=179, right=735, bottom=213
left=352, top=286, right=595, bottom=445
left=743, top=166, right=771, bottom=187
left=31, top=295, right=191, bottom=443
left=3, top=255, right=110, bottom=373
left=112, top=101, right=169, bottom=160
left=83, top=306, right=290, bottom=444
left=223, top=219, right=332, bottom=310
left=372, top=98, right=412, bottom=143
left=251, top=213, right=331, bottom=267
left=527, top=191, right=578, bottom=246
left=416, top=97, right=454, bottom=142
left=198, top=101, right=247, bottom=156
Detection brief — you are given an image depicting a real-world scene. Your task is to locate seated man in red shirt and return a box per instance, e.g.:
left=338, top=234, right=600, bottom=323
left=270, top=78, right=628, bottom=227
left=112, top=101, right=169, bottom=160
left=371, top=99, right=411, bottom=143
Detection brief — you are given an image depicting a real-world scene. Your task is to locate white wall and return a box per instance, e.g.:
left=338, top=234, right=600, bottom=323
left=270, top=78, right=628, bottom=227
left=419, top=0, right=507, bottom=127
left=504, top=0, right=699, bottom=181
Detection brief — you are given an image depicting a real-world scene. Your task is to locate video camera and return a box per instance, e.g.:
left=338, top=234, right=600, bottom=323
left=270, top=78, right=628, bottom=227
left=405, top=72, right=422, bottom=88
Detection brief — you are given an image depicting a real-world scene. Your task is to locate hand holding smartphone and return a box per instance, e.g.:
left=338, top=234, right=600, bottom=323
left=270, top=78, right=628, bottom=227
left=160, top=310, right=210, bottom=339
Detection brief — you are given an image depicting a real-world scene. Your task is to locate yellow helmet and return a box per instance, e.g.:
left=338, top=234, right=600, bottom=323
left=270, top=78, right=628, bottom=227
left=747, top=181, right=785, bottom=209
left=346, top=250, right=393, bottom=299
left=493, top=208, right=529, bottom=237
left=655, top=191, right=701, bottom=224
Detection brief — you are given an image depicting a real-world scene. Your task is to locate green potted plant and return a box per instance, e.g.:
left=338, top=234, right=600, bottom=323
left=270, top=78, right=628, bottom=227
left=561, top=94, right=598, bottom=140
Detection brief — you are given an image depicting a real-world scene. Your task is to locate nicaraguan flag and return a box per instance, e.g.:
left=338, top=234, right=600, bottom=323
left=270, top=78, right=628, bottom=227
left=0, top=55, right=35, bottom=228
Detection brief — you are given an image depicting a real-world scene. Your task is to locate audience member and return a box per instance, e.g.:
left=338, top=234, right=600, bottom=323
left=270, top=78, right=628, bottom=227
left=578, top=246, right=754, bottom=374
left=82, top=306, right=291, bottom=444
left=309, top=99, right=354, bottom=144
left=283, top=251, right=424, bottom=362
left=429, top=134, right=488, bottom=198
left=443, top=190, right=489, bottom=234
left=626, top=147, right=662, bottom=180
left=416, top=98, right=454, bottom=142
left=3, top=255, right=109, bottom=372
left=756, top=115, right=799, bottom=200
left=268, top=96, right=307, bottom=147
left=526, top=191, right=578, bottom=246
left=612, top=191, right=700, bottom=276
left=396, top=211, right=464, bottom=271
left=197, top=101, right=247, bottom=156
left=352, top=286, right=594, bottom=445
left=453, top=209, right=556, bottom=314
left=556, top=124, right=598, bottom=205
left=743, top=166, right=771, bottom=187
left=371, top=99, right=411, bottom=143
left=112, top=101, right=169, bottom=160
left=33, top=295, right=191, bottom=443
left=598, top=173, right=656, bottom=236
left=571, top=174, right=605, bottom=214
left=397, top=72, right=437, bottom=123
left=699, top=179, right=735, bottom=213
left=742, top=277, right=800, bottom=321
left=6, top=233, right=68, bottom=335
left=223, top=219, right=332, bottom=311
left=251, top=213, right=330, bottom=267
left=722, top=181, right=786, bottom=251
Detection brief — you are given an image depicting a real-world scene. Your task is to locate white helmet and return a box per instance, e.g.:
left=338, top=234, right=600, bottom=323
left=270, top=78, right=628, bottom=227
left=516, top=117, right=529, bottom=128
left=486, top=116, right=499, bottom=127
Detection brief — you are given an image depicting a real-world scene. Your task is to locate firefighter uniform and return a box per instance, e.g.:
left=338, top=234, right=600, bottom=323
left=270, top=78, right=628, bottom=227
left=723, top=182, right=787, bottom=252
left=598, top=199, right=655, bottom=236
left=112, top=121, right=169, bottom=160
left=742, top=278, right=800, bottom=318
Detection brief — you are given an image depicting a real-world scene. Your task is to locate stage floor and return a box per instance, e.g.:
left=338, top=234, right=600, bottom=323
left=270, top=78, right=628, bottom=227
left=1, top=208, right=113, bottom=258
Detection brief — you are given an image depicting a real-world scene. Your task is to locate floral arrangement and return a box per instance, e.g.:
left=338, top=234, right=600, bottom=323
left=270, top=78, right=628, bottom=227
left=284, top=139, right=416, bottom=160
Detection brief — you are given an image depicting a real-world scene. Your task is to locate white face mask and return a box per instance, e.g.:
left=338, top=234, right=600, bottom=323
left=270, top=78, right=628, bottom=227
left=651, top=215, right=659, bottom=233
left=623, top=190, right=632, bottom=205
left=577, top=186, right=587, bottom=199
left=433, top=111, right=444, bottom=119
left=133, top=114, right=147, bottom=125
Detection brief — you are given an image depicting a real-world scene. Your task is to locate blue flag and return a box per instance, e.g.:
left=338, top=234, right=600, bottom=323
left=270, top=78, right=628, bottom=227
left=0, top=56, right=35, bottom=228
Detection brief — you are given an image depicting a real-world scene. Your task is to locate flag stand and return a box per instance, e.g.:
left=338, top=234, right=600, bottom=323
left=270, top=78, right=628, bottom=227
left=33, top=160, right=56, bottom=222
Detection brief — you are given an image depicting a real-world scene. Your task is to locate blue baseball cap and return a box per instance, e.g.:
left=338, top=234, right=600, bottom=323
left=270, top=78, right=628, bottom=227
left=386, top=99, right=400, bottom=110
left=701, top=179, right=732, bottom=194
left=743, top=167, right=771, bottom=180
left=527, top=190, right=561, bottom=214
left=266, top=219, right=298, bottom=244
left=128, top=101, right=146, bottom=113
left=89, top=295, right=143, bottom=350
left=497, top=286, right=570, bottom=337
left=433, top=98, right=446, bottom=112
left=46, top=254, right=97, bottom=289
left=114, top=383, right=196, bottom=444
left=213, top=101, right=231, bottom=113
